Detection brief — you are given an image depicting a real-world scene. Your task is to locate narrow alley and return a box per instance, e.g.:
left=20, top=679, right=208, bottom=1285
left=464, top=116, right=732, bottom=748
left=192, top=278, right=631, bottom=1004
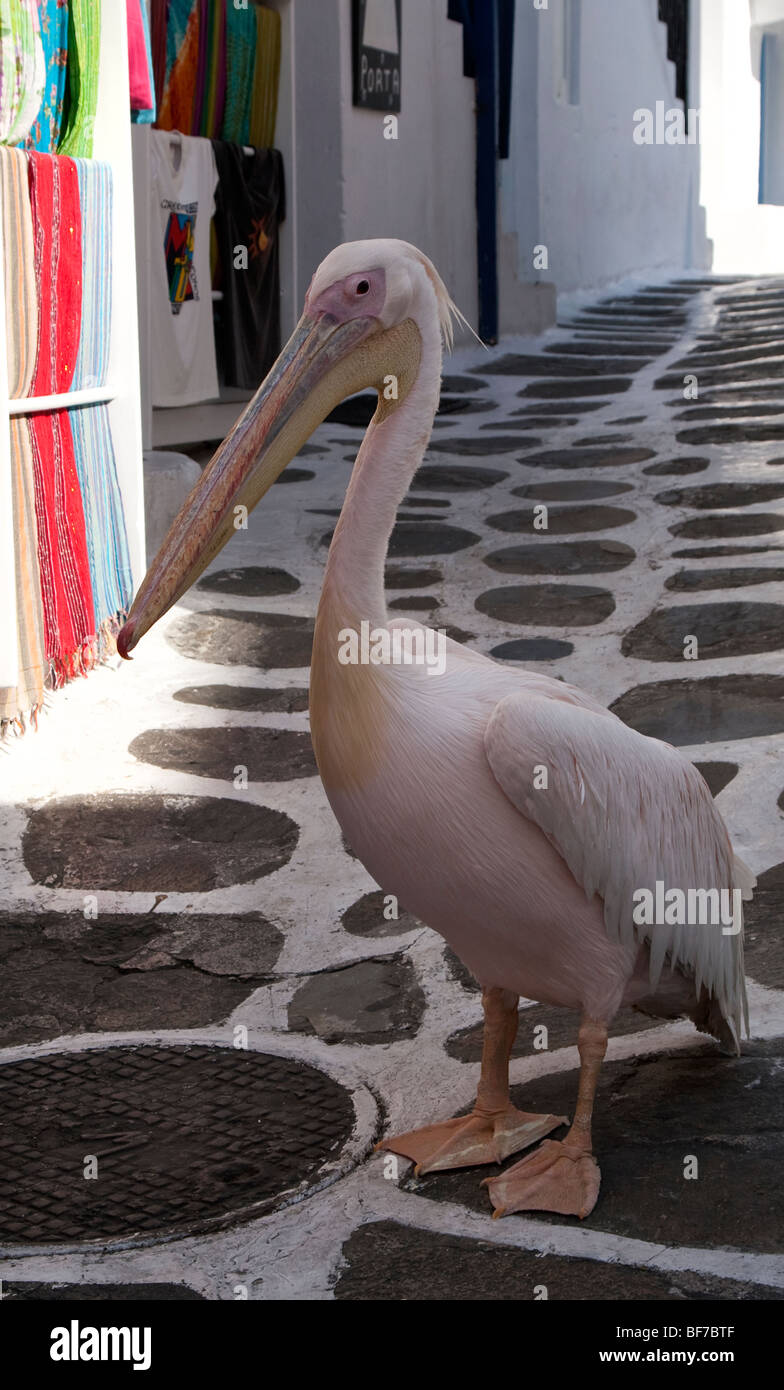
left=1, top=271, right=782, bottom=1300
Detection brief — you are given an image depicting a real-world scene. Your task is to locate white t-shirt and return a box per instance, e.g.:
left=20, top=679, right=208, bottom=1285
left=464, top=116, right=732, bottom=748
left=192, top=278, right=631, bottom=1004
left=148, top=131, right=219, bottom=407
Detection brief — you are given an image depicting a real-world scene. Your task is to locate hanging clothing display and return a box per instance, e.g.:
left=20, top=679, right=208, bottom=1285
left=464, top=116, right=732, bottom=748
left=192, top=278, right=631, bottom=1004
left=212, top=140, right=284, bottom=391
left=0, top=0, right=138, bottom=730
left=0, top=0, right=45, bottom=144
left=27, top=149, right=96, bottom=681
left=148, top=128, right=219, bottom=406
left=128, top=0, right=156, bottom=125
left=23, top=0, right=69, bottom=153
left=0, top=146, right=45, bottom=723
left=155, top=1, right=280, bottom=146
left=58, top=0, right=102, bottom=158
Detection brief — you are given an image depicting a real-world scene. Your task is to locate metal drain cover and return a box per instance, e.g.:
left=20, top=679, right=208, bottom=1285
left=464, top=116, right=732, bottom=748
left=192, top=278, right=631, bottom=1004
left=0, top=1045, right=355, bottom=1245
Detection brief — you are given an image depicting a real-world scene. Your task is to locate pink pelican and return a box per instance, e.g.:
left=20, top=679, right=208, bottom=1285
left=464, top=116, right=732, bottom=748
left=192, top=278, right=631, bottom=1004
left=119, top=240, right=752, bottom=1219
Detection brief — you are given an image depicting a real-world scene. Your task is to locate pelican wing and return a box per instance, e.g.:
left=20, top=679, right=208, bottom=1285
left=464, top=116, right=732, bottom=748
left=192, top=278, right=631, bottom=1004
left=484, top=691, right=751, bottom=1040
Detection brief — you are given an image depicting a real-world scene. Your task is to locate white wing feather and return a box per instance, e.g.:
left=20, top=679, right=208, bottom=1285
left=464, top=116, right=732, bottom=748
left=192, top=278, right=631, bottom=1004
left=484, top=692, right=751, bottom=1040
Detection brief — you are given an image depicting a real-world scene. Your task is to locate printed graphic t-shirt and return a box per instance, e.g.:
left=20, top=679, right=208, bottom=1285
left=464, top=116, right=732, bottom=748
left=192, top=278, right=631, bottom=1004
left=149, top=131, right=219, bottom=406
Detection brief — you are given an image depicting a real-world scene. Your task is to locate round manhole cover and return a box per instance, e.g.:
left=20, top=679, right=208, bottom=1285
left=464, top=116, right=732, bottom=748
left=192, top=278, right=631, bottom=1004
left=0, top=1046, right=355, bottom=1245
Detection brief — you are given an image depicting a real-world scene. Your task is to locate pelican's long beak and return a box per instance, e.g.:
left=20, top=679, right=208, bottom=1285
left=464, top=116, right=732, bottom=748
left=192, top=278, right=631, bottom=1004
left=117, top=311, right=382, bottom=658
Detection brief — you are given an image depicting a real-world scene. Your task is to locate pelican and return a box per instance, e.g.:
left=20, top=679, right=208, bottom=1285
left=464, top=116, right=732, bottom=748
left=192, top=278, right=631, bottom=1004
left=119, top=240, right=752, bottom=1219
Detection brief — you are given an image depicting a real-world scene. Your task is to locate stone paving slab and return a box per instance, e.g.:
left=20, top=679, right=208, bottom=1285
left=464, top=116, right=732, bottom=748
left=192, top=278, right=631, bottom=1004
left=401, top=1041, right=784, bottom=1253
left=334, top=1221, right=782, bottom=1301
left=0, top=272, right=783, bottom=1300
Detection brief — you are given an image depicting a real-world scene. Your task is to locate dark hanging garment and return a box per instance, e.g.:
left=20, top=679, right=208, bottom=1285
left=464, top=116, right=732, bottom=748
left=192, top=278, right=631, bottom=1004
left=211, top=141, right=285, bottom=390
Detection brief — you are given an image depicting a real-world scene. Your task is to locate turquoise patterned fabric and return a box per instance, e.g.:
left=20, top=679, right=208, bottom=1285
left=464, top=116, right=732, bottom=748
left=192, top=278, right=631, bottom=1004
left=221, top=0, right=256, bottom=145
left=24, top=0, right=69, bottom=152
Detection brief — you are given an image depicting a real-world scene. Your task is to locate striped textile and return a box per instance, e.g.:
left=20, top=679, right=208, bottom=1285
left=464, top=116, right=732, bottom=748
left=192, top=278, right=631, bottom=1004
left=0, top=0, right=45, bottom=144
left=23, top=0, right=69, bottom=153
left=0, top=146, right=45, bottom=726
left=70, top=404, right=132, bottom=638
left=3, top=420, right=47, bottom=719
left=2, top=146, right=37, bottom=399
left=58, top=0, right=102, bottom=158
left=27, top=150, right=96, bottom=683
left=249, top=4, right=281, bottom=149
left=200, top=0, right=226, bottom=139
left=28, top=151, right=83, bottom=390
left=29, top=406, right=96, bottom=683
left=72, top=157, right=112, bottom=389
left=221, top=0, right=255, bottom=146
left=71, top=158, right=132, bottom=638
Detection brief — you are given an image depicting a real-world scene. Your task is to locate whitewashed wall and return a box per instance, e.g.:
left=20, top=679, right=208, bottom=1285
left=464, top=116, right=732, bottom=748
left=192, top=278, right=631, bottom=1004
left=276, top=0, right=477, bottom=333
left=501, top=0, right=709, bottom=296
left=337, top=1, right=478, bottom=328
left=698, top=0, right=784, bottom=273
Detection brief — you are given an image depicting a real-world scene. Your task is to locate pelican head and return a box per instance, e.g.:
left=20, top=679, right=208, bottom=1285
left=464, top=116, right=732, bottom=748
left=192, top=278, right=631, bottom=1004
left=118, top=238, right=464, bottom=658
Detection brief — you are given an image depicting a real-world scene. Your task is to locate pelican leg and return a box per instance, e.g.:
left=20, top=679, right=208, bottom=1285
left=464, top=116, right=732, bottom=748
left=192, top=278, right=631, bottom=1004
left=376, top=987, right=567, bottom=1175
left=484, top=1014, right=607, bottom=1219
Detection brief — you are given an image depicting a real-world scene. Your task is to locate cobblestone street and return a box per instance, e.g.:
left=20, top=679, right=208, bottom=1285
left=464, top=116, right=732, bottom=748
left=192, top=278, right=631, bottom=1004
left=1, top=273, right=783, bottom=1300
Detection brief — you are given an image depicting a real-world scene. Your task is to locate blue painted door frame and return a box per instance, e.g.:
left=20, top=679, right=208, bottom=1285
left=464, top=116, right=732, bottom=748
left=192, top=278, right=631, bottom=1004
left=448, top=0, right=515, bottom=343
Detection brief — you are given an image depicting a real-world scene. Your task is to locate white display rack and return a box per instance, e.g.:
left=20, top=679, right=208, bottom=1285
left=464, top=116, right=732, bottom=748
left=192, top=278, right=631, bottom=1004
left=0, top=1, right=146, bottom=696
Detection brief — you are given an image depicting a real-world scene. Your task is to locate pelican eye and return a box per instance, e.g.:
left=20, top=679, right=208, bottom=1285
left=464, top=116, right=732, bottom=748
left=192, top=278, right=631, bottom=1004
left=356, top=279, right=370, bottom=295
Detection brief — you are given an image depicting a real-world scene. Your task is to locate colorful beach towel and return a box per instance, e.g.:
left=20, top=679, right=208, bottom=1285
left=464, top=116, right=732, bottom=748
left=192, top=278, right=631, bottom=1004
left=58, top=0, right=101, bottom=157
left=28, top=149, right=96, bottom=681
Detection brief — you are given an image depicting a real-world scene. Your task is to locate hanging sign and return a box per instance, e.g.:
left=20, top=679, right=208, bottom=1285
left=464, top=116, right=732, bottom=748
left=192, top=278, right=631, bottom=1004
left=352, top=0, right=401, bottom=111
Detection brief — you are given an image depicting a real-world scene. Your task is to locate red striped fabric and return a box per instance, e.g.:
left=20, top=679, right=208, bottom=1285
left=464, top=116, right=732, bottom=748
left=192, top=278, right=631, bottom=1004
left=27, top=150, right=96, bottom=682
